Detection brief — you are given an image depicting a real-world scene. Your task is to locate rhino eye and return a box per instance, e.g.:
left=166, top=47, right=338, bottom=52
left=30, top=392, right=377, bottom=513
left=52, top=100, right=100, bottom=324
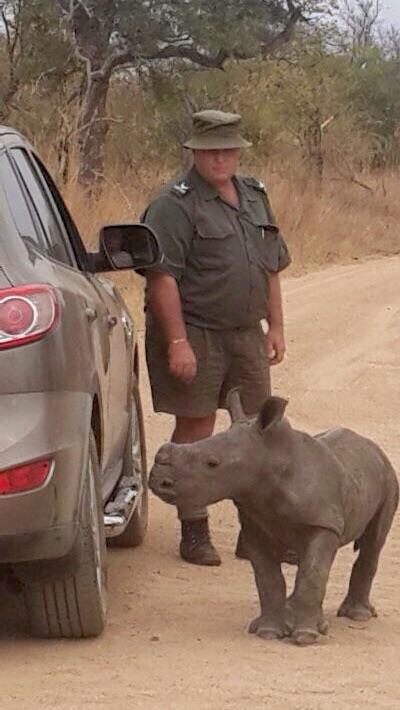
left=207, top=456, right=220, bottom=468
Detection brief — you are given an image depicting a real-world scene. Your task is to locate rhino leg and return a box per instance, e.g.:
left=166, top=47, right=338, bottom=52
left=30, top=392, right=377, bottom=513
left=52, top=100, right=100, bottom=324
left=248, top=554, right=287, bottom=640
left=241, top=523, right=286, bottom=640
left=288, top=528, right=339, bottom=646
left=285, top=597, right=329, bottom=637
left=338, top=493, right=397, bottom=622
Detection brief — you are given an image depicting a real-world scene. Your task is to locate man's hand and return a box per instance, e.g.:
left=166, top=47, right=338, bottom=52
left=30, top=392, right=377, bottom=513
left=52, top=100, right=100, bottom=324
left=168, top=340, right=197, bottom=383
left=266, top=324, right=286, bottom=366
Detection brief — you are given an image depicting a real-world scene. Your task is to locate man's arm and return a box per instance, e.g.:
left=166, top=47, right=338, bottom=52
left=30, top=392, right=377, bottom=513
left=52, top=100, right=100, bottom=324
left=147, top=271, right=197, bottom=383
left=143, top=194, right=197, bottom=383
left=261, top=197, right=291, bottom=366
left=266, top=272, right=286, bottom=366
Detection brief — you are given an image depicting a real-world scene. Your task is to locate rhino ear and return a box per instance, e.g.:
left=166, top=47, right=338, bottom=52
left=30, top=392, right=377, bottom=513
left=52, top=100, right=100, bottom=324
left=226, top=387, right=247, bottom=423
left=257, top=396, right=288, bottom=432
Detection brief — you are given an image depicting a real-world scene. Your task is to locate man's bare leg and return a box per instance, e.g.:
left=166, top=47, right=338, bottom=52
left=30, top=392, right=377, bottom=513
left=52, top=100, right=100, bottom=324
left=172, top=413, right=216, bottom=444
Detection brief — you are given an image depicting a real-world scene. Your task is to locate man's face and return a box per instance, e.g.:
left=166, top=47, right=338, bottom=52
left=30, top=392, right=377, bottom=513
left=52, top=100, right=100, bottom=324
left=193, top=148, right=240, bottom=186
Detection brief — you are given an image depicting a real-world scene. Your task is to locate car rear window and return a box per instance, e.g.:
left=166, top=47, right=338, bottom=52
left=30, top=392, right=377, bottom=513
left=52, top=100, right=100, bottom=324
left=11, top=148, right=75, bottom=267
left=0, top=153, right=47, bottom=251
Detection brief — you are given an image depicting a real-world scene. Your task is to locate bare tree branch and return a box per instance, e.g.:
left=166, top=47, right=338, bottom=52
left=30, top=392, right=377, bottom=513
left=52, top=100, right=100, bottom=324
left=340, top=0, right=383, bottom=51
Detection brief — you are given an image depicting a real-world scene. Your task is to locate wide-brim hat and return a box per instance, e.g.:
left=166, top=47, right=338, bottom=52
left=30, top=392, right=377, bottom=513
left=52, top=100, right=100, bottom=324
left=183, top=109, right=252, bottom=150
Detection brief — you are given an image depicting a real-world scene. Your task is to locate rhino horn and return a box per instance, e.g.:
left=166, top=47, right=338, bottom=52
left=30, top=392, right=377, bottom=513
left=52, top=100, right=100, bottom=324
left=226, top=387, right=247, bottom=423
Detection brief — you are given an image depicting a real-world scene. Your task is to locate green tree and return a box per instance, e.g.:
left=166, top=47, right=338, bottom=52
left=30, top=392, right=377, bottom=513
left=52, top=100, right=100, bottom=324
left=0, top=0, right=73, bottom=121
left=55, top=0, right=334, bottom=188
left=342, top=47, right=400, bottom=167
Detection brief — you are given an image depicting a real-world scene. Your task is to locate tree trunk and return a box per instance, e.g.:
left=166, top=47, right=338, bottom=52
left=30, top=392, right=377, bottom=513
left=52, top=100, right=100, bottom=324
left=78, top=74, right=111, bottom=190
left=67, top=0, right=115, bottom=190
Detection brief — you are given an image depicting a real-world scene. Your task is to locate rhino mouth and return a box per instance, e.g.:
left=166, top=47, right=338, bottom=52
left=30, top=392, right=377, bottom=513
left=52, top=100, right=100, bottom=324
left=154, top=486, right=177, bottom=505
left=149, top=467, right=177, bottom=504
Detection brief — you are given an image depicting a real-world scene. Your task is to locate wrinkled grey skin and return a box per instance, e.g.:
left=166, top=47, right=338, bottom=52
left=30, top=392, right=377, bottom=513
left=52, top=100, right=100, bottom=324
left=149, top=390, right=399, bottom=646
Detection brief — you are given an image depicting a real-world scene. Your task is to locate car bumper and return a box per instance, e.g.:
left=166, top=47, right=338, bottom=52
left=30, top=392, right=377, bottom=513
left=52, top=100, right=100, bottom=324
left=0, top=391, right=92, bottom=563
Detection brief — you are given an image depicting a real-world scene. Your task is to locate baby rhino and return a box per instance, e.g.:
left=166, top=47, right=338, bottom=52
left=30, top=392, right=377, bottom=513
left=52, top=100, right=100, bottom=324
left=150, top=391, right=399, bottom=646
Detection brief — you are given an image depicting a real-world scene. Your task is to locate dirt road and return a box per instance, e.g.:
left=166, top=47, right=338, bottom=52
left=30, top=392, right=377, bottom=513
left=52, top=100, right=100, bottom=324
left=1, top=256, right=399, bottom=710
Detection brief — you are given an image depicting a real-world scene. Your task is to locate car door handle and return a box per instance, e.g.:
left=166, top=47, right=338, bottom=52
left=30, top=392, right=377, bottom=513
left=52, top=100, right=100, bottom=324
left=107, top=315, right=118, bottom=329
left=121, top=313, right=133, bottom=339
left=85, top=307, right=98, bottom=322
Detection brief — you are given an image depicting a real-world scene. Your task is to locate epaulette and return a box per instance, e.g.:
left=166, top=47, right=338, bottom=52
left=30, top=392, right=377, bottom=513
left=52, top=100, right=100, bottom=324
left=243, top=176, right=266, bottom=193
left=243, top=176, right=278, bottom=228
left=170, top=181, right=192, bottom=197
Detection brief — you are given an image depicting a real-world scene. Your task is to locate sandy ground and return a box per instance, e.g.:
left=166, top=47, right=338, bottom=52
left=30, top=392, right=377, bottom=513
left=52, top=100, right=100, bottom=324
left=1, top=255, right=399, bottom=710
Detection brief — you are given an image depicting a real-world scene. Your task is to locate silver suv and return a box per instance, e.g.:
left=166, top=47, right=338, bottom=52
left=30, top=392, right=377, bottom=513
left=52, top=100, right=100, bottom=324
left=0, top=126, right=160, bottom=638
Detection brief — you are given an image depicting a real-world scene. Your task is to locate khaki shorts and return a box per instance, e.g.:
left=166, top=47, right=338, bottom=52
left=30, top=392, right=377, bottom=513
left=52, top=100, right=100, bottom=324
left=145, top=318, right=271, bottom=419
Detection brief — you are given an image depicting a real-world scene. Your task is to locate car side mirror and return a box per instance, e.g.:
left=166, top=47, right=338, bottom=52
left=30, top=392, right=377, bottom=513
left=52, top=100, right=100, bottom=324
left=88, top=223, right=162, bottom=273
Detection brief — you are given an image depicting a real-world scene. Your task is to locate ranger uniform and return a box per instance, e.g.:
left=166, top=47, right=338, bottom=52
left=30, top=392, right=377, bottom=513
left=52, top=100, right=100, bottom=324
left=143, top=110, right=291, bottom=564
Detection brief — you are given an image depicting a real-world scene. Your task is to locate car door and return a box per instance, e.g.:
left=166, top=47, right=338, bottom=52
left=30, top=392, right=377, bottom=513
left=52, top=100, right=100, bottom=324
left=85, top=272, right=132, bottom=469
left=6, top=145, right=123, bottom=481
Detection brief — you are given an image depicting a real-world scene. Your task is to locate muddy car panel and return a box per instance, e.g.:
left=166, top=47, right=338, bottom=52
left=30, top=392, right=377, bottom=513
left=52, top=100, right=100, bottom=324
left=0, top=126, right=148, bottom=564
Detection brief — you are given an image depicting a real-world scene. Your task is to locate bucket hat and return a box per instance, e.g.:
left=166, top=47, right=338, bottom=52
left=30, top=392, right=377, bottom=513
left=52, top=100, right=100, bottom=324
left=183, top=110, right=252, bottom=150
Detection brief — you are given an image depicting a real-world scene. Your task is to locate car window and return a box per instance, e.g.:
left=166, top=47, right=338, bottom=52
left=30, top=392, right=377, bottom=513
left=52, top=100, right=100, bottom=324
left=10, top=148, right=76, bottom=267
left=0, top=153, right=47, bottom=251
left=30, top=153, right=90, bottom=270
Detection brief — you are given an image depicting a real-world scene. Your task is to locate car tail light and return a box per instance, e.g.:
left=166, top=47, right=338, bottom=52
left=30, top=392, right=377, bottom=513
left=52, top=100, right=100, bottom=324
left=0, top=284, right=58, bottom=350
left=0, top=459, right=52, bottom=495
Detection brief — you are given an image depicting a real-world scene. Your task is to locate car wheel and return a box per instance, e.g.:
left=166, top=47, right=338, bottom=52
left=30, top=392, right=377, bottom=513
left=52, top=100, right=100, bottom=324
left=109, top=380, right=148, bottom=548
left=23, top=432, right=108, bottom=639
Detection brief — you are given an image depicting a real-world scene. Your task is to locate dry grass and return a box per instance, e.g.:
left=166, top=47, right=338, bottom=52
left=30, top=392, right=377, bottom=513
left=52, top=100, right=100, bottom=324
left=267, top=170, right=400, bottom=273
left=62, top=166, right=400, bottom=319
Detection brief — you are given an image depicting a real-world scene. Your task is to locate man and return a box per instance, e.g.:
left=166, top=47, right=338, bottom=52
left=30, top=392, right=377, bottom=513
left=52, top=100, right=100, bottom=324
left=143, top=109, right=291, bottom=566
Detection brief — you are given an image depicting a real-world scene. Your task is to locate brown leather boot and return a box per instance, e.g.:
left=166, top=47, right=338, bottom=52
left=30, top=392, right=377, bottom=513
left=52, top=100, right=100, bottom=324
left=180, top=518, right=221, bottom=566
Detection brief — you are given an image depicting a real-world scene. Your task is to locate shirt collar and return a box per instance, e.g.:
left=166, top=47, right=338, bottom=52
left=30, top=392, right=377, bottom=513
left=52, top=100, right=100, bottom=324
left=187, top=167, right=219, bottom=201
left=235, top=176, right=258, bottom=203
left=186, top=168, right=255, bottom=212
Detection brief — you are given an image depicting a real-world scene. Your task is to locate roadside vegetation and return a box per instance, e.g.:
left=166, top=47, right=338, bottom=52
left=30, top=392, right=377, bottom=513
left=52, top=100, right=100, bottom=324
left=1, top=0, right=399, bottom=312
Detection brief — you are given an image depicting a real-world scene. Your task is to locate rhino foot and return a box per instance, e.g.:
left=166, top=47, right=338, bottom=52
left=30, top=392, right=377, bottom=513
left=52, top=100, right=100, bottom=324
left=248, top=616, right=284, bottom=640
left=318, top=616, right=329, bottom=635
left=292, top=628, right=319, bottom=646
left=338, top=598, right=377, bottom=621
left=285, top=602, right=329, bottom=637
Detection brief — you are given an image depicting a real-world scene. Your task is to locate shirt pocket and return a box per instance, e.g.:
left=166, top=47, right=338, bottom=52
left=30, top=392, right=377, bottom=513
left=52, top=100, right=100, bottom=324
left=247, top=216, right=281, bottom=273
left=192, top=216, right=236, bottom=268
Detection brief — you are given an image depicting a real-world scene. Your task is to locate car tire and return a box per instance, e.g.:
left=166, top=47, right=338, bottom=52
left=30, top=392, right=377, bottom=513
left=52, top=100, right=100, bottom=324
left=109, top=380, right=148, bottom=548
left=23, top=431, right=108, bottom=639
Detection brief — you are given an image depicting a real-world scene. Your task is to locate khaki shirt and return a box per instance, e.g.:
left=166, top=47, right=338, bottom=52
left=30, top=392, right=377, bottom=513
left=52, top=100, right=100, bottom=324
left=143, top=167, right=291, bottom=330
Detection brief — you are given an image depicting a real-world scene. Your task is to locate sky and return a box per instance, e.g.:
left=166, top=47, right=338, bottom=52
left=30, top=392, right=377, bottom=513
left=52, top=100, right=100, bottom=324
left=382, top=1, right=400, bottom=27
